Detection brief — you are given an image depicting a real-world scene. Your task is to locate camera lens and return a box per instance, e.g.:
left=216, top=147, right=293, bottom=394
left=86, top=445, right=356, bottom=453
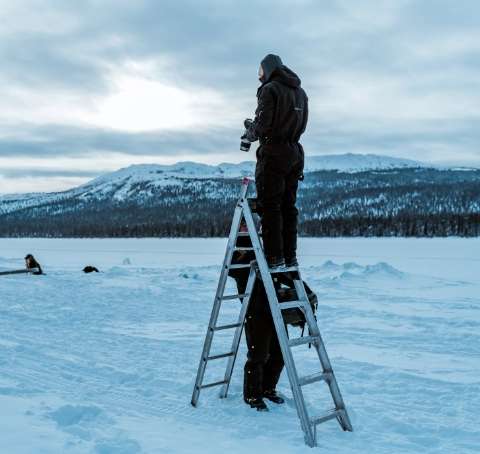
left=240, top=139, right=251, bottom=152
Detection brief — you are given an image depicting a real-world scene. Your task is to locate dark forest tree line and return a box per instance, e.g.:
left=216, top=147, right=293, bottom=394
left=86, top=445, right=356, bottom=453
left=0, top=168, right=479, bottom=237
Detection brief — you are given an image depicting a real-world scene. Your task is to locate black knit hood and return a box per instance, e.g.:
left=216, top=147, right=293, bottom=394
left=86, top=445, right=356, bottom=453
left=260, top=54, right=301, bottom=88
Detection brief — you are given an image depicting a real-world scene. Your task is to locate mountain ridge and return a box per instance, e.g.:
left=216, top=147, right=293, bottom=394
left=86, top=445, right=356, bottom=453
left=1, top=153, right=479, bottom=239
left=1, top=153, right=428, bottom=202
left=0, top=165, right=478, bottom=237
left=0, top=153, right=430, bottom=214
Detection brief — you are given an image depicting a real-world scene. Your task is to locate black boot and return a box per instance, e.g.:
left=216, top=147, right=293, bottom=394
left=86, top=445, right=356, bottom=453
left=263, top=389, right=285, bottom=404
left=267, top=256, right=285, bottom=271
left=285, top=256, right=298, bottom=267
left=245, top=397, right=269, bottom=411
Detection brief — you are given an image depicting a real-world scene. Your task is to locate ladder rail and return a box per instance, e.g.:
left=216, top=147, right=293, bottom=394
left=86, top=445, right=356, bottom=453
left=191, top=186, right=248, bottom=407
left=242, top=203, right=316, bottom=447
left=293, top=279, right=353, bottom=432
left=219, top=264, right=257, bottom=398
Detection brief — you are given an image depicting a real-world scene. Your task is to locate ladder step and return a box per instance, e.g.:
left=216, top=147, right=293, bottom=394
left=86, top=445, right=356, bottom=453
left=198, top=379, right=228, bottom=390
left=212, top=323, right=242, bottom=331
left=298, top=371, right=332, bottom=386
left=227, top=264, right=252, bottom=269
left=289, top=335, right=319, bottom=347
left=237, top=232, right=251, bottom=237
left=311, top=409, right=342, bottom=426
left=269, top=266, right=299, bottom=274
left=221, top=293, right=249, bottom=301
left=234, top=247, right=254, bottom=251
left=279, top=300, right=305, bottom=310
left=206, top=352, right=235, bottom=361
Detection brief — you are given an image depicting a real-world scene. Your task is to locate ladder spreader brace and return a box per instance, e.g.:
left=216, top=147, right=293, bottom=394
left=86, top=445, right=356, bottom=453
left=191, top=177, right=353, bottom=447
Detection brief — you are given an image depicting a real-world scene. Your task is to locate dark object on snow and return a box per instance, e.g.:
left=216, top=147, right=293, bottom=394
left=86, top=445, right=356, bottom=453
left=83, top=266, right=99, bottom=273
left=24, top=254, right=43, bottom=275
left=0, top=269, right=32, bottom=276
left=276, top=277, right=318, bottom=327
left=243, top=53, right=308, bottom=266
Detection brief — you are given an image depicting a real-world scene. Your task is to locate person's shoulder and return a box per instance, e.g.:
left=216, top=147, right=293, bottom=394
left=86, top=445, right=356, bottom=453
left=257, top=81, right=279, bottom=97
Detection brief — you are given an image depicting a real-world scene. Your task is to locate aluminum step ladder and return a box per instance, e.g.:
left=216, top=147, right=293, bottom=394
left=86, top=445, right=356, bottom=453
left=191, top=178, right=353, bottom=447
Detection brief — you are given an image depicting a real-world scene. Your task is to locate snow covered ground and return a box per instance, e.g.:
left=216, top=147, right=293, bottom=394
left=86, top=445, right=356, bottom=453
left=0, top=238, right=478, bottom=453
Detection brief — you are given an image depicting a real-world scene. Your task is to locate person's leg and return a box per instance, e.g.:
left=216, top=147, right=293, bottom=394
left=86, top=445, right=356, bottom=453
left=244, top=312, right=272, bottom=405
left=282, top=173, right=300, bottom=265
left=233, top=275, right=245, bottom=295
left=243, top=282, right=272, bottom=405
left=262, top=317, right=285, bottom=394
left=282, top=145, right=304, bottom=265
left=255, top=148, right=286, bottom=264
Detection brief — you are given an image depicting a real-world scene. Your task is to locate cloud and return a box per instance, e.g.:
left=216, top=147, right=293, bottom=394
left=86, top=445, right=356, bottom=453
left=0, top=123, right=240, bottom=157
left=0, top=0, right=479, bottom=193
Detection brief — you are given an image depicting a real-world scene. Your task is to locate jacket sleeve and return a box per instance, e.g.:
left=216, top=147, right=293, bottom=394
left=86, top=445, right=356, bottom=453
left=246, top=85, right=275, bottom=142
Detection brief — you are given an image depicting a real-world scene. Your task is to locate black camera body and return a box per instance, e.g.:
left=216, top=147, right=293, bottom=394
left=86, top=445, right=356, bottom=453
left=240, top=118, right=254, bottom=152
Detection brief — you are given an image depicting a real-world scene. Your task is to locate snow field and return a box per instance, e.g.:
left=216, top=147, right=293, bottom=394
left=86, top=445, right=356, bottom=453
left=0, top=238, right=479, bottom=453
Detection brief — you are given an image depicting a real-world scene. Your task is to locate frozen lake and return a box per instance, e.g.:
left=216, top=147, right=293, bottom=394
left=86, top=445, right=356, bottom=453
left=1, top=236, right=478, bottom=279
left=0, top=238, right=479, bottom=453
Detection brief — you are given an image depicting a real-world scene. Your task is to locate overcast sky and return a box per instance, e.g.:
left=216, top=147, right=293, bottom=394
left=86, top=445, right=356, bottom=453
left=0, top=0, right=479, bottom=193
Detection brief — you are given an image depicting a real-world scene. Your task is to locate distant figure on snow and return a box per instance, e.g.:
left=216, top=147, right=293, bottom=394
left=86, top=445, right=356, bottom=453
left=24, top=254, right=43, bottom=275
left=83, top=266, right=99, bottom=273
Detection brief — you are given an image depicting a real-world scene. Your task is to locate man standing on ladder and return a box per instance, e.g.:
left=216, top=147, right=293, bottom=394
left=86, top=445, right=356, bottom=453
left=242, top=53, right=308, bottom=270
left=236, top=54, right=309, bottom=411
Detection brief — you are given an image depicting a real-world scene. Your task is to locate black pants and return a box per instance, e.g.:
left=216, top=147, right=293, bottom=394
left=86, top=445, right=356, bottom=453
left=255, top=143, right=304, bottom=261
left=234, top=275, right=285, bottom=401
left=244, top=307, right=285, bottom=400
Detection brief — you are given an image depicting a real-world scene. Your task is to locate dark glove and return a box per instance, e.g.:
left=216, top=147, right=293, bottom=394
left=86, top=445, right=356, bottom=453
left=244, top=118, right=253, bottom=129
left=241, top=118, right=257, bottom=142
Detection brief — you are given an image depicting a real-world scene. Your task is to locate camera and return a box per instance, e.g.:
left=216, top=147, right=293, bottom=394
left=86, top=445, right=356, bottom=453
left=240, top=137, right=251, bottom=152
left=240, top=118, right=254, bottom=152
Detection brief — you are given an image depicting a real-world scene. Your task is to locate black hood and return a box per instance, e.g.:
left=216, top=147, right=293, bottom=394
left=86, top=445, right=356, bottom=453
left=271, top=65, right=301, bottom=88
left=260, top=54, right=283, bottom=82
left=260, top=54, right=301, bottom=88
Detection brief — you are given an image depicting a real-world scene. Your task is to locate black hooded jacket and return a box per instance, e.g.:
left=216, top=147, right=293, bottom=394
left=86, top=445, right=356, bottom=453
left=248, top=54, right=308, bottom=146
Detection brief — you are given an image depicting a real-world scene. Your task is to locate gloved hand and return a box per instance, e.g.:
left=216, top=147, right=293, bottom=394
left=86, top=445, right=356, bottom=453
left=244, top=118, right=254, bottom=130
left=241, top=118, right=257, bottom=142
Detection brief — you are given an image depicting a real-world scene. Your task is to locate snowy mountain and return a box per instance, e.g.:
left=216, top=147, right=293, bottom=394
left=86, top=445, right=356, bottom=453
left=0, top=153, right=478, bottom=237
left=85, top=152, right=427, bottom=187
left=82, top=153, right=427, bottom=190
left=304, top=153, right=424, bottom=172
left=72, top=152, right=428, bottom=200
left=0, top=153, right=426, bottom=214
